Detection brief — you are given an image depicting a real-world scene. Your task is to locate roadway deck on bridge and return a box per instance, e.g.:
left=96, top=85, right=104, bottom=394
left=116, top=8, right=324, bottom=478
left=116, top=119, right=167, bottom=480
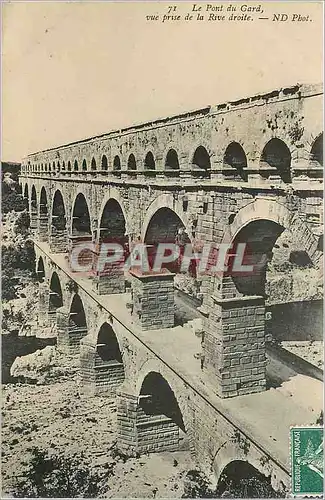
left=36, top=241, right=323, bottom=474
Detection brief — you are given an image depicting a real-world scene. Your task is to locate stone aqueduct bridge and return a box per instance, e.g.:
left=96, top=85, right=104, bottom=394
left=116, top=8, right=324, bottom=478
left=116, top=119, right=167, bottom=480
left=20, top=83, right=323, bottom=493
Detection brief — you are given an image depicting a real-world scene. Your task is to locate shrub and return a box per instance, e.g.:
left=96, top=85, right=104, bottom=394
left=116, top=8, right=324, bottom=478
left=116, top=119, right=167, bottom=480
left=14, top=211, right=31, bottom=235
left=2, top=189, right=26, bottom=213
left=9, top=447, right=107, bottom=498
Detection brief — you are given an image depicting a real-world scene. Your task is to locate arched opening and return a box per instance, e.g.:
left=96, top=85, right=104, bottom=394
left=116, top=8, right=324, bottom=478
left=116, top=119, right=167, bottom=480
left=98, top=199, right=126, bottom=246
left=66, top=294, right=88, bottom=353
left=144, top=207, right=199, bottom=319
left=52, top=162, right=56, bottom=173
left=57, top=161, right=61, bottom=172
left=144, top=207, right=194, bottom=272
left=223, top=142, right=248, bottom=181
left=48, top=272, right=63, bottom=324
left=216, top=460, right=279, bottom=498
left=82, top=159, right=87, bottom=171
left=112, top=155, right=121, bottom=177
left=231, top=219, right=285, bottom=297
left=62, top=161, right=66, bottom=171
left=136, top=371, right=188, bottom=452
left=30, top=186, right=38, bottom=232
left=94, top=322, right=125, bottom=392
left=165, top=149, right=180, bottom=177
left=67, top=161, right=72, bottom=171
left=74, top=160, right=78, bottom=171
left=50, top=190, right=67, bottom=252
left=39, top=187, right=49, bottom=241
left=23, top=184, right=29, bottom=202
left=310, top=133, right=323, bottom=168
left=127, top=153, right=136, bottom=173
left=71, top=193, right=91, bottom=236
left=93, top=199, right=127, bottom=294
left=192, top=146, right=211, bottom=178
left=144, top=151, right=156, bottom=177
left=260, top=138, right=291, bottom=182
left=101, top=155, right=108, bottom=170
left=36, top=256, right=45, bottom=282
left=91, top=157, right=96, bottom=171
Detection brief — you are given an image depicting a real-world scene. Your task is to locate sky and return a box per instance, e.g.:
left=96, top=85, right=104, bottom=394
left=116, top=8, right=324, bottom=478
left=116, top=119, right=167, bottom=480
left=2, top=1, right=323, bottom=162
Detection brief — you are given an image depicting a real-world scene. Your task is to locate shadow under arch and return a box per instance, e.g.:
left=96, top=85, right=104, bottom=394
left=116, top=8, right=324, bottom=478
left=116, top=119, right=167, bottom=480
left=57, top=293, right=88, bottom=354
left=36, top=255, right=45, bottom=282
left=23, top=184, right=29, bottom=203
left=260, top=137, right=292, bottom=183
left=223, top=198, right=319, bottom=266
left=223, top=142, right=248, bottom=181
left=129, top=369, right=189, bottom=454
left=143, top=206, right=197, bottom=277
left=80, top=322, right=125, bottom=395
left=71, top=192, right=91, bottom=236
left=48, top=271, right=63, bottom=325
left=39, top=187, right=49, bottom=241
left=50, top=189, right=67, bottom=253
left=30, top=185, right=38, bottom=232
left=310, top=132, right=323, bottom=172
left=216, top=460, right=280, bottom=498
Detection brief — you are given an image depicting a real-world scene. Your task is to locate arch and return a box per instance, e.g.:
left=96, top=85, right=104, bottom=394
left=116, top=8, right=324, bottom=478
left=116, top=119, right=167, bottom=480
left=67, top=160, right=72, bottom=171
left=98, top=197, right=127, bottom=246
left=223, top=142, right=248, bottom=181
left=131, top=369, right=189, bottom=453
left=144, top=151, right=155, bottom=169
left=91, top=157, right=97, bottom=170
left=50, top=189, right=67, bottom=252
left=113, top=155, right=121, bottom=170
left=144, top=151, right=156, bottom=177
left=96, top=322, right=123, bottom=364
left=165, top=148, right=180, bottom=177
left=310, top=133, right=323, bottom=167
left=31, top=185, right=37, bottom=209
left=216, top=460, right=278, bottom=498
left=57, top=161, right=61, bottom=172
left=82, top=159, right=87, bottom=171
left=71, top=193, right=91, bottom=236
left=66, top=294, right=88, bottom=352
left=225, top=198, right=318, bottom=257
left=39, top=187, right=49, bottom=240
left=48, top=271, right=63, bottom=322
left=141, top=194, right=192, bottom=244
left=36, top=256, right=45, bottom=282
left=221, top=198, right=320, bottom=297
left=52, top=161, right=56, bottom=172
left=62, top=161, right=66, bottom=171
left=40, top=187, right=48, bottom=214
left=30, top=185, right=38, bottom=231
left=101, top=154, right=108, bottom=170
left=23, top=184, right=29, bottom=201
left=127, top=153, right=136, bottom=171
left=165, top=148, right=180, bottom=169
left=192, top=145, right=211, bottom=178
left=80, top=322, right=125, bottom=395
left=74, top=160, right=79, bottom=171
left=260, top=138, right=291, bottom=182
left=144, top=206, right=196, bottom=276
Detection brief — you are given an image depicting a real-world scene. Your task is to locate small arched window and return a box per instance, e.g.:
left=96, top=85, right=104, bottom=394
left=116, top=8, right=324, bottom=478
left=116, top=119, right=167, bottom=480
left=192, top=146, right=211, bottom=178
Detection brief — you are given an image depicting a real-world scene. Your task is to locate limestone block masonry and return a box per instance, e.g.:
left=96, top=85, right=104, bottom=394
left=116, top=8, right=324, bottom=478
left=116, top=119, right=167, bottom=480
left=130, top=270, right=175, bottom=330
